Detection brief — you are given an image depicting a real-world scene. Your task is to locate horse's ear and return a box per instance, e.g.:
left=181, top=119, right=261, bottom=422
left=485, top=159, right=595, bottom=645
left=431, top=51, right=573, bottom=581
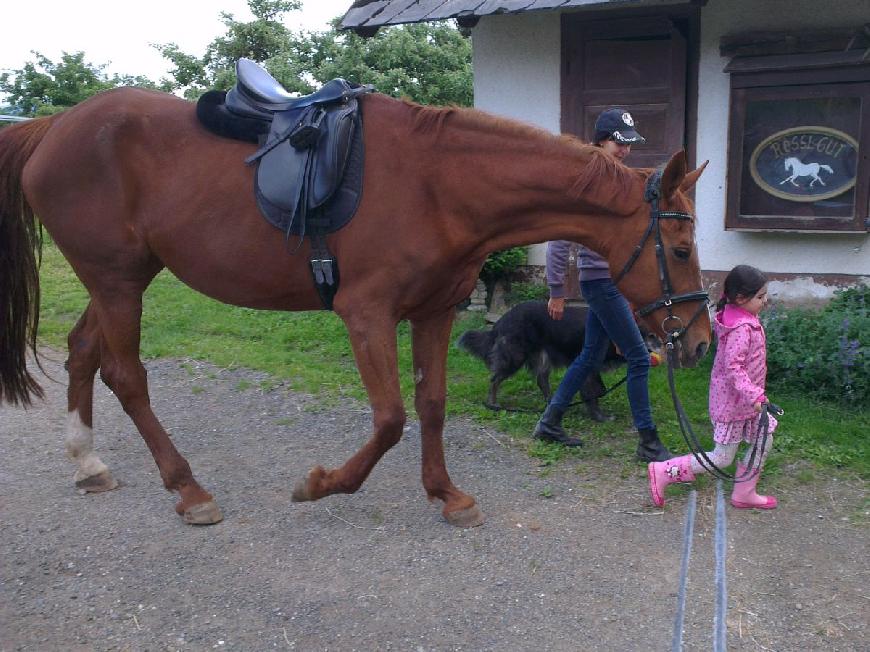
left=680, top=160, right=709, bottom=193
left=660, top=150, right=689, bottom=199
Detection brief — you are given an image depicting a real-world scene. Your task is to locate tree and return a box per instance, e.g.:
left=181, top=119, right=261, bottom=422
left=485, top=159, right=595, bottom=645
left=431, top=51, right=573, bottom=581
left=0, top=51, right=159, bottom=117
left=156, top=0, right=308, bottom=98
left=297, top=22, right=472, bottom=106
left=2, top=1, right=473, bottom=114
left=156, top=1, right=472, bottom=106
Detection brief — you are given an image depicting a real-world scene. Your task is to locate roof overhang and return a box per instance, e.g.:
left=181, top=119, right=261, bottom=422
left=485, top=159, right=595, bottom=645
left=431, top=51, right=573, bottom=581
left=340, top=1, right=694, bottom=34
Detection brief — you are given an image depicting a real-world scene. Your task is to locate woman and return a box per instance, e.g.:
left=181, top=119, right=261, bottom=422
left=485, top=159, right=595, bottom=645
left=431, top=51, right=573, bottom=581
left=533, top=108, right=671, bottom=462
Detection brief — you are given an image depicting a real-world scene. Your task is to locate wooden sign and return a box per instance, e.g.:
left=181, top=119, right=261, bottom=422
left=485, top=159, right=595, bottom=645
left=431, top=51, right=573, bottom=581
left=749, top=126, right=858, bottom=202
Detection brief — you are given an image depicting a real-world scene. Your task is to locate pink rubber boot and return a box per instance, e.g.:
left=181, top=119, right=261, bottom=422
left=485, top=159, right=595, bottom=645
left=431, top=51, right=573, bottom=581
left=731, top=464, right=777, bottom=509
left=647, top=454, right=696, bottom=507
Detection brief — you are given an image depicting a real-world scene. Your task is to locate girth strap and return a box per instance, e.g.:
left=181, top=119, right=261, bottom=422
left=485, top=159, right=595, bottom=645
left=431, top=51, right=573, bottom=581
left=309, top=229, right=339, bottom=310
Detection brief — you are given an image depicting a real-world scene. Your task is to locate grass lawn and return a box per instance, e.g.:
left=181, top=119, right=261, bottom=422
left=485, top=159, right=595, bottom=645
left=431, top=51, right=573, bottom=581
left=36, top=243, right=868, bottom=482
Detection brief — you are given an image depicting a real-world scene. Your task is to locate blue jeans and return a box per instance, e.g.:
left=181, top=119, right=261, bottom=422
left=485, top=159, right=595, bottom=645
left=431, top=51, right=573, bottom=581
left=549, top=278, right=654, bottom=431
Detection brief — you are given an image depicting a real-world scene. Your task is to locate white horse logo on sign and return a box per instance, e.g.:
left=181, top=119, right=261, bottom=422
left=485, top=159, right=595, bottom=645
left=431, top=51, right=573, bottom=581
left=779, top=157, right=834, bottom=188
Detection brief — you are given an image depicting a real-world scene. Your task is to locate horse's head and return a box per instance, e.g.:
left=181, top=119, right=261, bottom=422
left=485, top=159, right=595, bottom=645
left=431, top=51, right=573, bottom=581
left=610, top=151, right=711, bottom=368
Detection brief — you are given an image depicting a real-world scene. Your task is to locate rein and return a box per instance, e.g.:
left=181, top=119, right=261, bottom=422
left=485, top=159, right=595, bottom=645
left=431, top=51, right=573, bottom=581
left=626, top=169, right=781, bottom=481
left=483, top=373, right=628, bottom=414
left=664, top=348, right=782, bottom=481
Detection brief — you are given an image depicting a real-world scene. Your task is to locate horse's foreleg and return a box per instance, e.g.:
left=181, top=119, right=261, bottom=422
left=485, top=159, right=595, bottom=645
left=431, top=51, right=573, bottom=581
left=91, top=291, right=222, bottom=524
left=411, top=312, right=483, bottom=527
left=64, top=303, right=118, bottom=492
left=291, top=313, right=406, bottom=503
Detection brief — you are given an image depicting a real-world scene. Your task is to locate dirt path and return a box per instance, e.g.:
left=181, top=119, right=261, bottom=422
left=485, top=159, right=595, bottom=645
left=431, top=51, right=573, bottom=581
left=1, top=352, right=866, bottom=651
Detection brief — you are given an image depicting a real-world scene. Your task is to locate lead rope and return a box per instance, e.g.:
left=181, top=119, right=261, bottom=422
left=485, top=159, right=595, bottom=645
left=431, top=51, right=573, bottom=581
left=483, top=373, right=629, bottom=414
left=664, top=333, right=781, bottom=482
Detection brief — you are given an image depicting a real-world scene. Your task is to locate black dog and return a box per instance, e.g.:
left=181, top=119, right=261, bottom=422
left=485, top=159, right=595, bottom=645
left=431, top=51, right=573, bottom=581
left=457, top=300, right=626, bottom=421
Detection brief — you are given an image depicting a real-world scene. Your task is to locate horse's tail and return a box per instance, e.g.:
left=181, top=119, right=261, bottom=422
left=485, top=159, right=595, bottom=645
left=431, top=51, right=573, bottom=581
left=0, top=117, right=55, bottom=405
left=820, top=164, right=834, bottom=173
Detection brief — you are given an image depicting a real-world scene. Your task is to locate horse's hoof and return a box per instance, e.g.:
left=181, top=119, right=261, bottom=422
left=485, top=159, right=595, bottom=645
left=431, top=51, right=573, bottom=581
left=292, top=467, right=327, bottom=502
left=445, top=504, right=485, bottom=528
left=291, top=470, right=317, bottom=502
left=182, top=500, right=223, bottom=525
left=75, top=470, right=119, bottom=493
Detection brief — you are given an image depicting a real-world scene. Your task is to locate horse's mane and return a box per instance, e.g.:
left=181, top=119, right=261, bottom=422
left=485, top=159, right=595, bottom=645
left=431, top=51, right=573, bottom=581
left=567, top=145, right=637, bottom=200
left=407, top=101, right=551, bottom=143
left=406, top=101, right=637, bottom=201
left=408, top=101, right=457, bottom=135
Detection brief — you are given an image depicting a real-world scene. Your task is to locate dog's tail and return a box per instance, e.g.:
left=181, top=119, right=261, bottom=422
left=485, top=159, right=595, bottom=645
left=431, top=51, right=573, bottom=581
left=456, top=329, right=495, bottom=360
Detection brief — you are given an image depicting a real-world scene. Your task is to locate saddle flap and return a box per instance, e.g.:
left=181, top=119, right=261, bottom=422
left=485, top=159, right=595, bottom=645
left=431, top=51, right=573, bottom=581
left=255, top=110, right=309, bottom=212
left=255, top=97, right=361, bottom=216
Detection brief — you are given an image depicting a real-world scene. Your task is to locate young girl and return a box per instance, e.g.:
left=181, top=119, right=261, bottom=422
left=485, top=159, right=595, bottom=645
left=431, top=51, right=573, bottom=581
left=648, top=264, right=778, bottom=509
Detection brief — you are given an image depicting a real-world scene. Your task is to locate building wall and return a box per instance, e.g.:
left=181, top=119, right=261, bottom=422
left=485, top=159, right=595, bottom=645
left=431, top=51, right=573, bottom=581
left=472, top=0, right=870, bottom=291
left=473, top=13, right=561, bottom=266
left=695, top=0, right=870, bottom=288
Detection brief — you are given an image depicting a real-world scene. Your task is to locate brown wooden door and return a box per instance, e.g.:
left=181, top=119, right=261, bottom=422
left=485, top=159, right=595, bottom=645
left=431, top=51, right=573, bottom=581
left=562, top=15, right=688, bottom=169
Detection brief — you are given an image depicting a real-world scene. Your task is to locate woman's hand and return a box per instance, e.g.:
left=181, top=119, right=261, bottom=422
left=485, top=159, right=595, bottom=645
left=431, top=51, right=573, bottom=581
left=548, top=297, right=565, bottom=320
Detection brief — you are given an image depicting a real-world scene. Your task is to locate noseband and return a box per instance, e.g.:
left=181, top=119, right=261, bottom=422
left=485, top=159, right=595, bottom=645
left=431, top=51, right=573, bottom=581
left=612, top=168, right=709, bottom=346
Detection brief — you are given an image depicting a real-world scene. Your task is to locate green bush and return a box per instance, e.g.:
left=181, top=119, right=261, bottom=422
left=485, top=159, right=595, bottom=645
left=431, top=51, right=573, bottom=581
left=480, top=247, right=526, bottom=284
left=763, top=285, right=868, bottom=406
left=506, top=281, right=549, bottom=304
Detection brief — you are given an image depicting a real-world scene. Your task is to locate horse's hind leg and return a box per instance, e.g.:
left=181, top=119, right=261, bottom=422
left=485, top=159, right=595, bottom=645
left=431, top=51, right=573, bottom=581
left=64, top=303, right=118, bottom=492
left=291, top=311, right=407, bottom=502
left=411, top=312, right=483, bottom=527
left=89, top=287, right=222, bottom=524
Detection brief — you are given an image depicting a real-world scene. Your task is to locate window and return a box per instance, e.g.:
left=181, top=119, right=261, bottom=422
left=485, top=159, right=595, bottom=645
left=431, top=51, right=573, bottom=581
left=725, top=48, right=870, bottom=232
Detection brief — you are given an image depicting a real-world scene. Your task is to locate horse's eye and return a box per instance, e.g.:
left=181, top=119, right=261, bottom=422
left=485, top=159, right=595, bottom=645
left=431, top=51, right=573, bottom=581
left=673, top=248, right=691, bottom=261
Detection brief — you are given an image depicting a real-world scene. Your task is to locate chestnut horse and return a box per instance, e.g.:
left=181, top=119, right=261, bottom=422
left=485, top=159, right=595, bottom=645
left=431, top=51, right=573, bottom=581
left=0, top=87, right=711, bottom=527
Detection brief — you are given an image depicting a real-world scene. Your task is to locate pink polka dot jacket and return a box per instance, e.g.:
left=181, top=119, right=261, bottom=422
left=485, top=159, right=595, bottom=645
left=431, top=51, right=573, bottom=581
left=709, top=304, right=768, bottom=423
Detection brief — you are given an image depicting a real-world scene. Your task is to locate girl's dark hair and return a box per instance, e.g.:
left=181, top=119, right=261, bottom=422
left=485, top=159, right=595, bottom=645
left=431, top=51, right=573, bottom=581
left=717, top=264, right=767, bottom=310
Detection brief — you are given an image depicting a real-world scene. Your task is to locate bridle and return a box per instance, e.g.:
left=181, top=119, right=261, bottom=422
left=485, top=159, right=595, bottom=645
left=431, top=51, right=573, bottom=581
left=615, top=167, right=779, bottom=482
left=612, top=167, right=709, bottom=346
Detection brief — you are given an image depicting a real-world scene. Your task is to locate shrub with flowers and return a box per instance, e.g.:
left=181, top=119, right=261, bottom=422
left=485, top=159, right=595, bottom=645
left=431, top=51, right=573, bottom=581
left=762, top=285, right=868, bottom=406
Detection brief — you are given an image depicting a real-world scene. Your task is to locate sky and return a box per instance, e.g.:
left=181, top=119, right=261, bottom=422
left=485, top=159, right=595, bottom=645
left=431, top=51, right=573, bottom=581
left=0, top=1, right=355, bottom=83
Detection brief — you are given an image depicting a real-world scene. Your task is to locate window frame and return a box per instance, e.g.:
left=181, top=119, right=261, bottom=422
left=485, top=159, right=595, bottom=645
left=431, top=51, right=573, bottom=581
left=725, top=58, right=870, bottom=233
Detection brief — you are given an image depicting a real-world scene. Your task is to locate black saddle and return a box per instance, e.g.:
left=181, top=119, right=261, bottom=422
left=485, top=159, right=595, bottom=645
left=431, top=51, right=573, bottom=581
left=196, top=58, right=375, bottom=309
left=226, top=58, right=361, bottom=116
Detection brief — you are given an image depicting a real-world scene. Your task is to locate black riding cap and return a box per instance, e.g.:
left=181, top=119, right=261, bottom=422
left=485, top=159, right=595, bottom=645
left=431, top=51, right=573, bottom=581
left=595, top=108, right=646, bottom=144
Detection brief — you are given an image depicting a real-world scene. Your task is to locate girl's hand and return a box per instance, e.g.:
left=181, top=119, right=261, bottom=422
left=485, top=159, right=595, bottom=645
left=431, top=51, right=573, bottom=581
left=753, top=402, right=763, bottom=413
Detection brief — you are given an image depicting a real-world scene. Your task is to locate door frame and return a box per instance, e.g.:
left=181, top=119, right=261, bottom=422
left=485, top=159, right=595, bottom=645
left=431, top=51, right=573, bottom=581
left=559, top=4, right=701, bottom=171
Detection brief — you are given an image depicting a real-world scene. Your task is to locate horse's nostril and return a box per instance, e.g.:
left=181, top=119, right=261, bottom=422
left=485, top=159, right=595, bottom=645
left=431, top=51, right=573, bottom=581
left=696, top=342, right=709, bottom=360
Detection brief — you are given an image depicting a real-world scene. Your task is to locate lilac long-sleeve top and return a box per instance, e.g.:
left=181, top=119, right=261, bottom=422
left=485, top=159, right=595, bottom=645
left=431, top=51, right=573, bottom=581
left=546, top=241, right=611, bottom=298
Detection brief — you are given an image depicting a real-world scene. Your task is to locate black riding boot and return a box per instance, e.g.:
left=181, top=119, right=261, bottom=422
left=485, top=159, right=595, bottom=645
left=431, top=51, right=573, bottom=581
left=533, top=404, right=583, bottom=447
left=636, top=426, right=671, bottom=462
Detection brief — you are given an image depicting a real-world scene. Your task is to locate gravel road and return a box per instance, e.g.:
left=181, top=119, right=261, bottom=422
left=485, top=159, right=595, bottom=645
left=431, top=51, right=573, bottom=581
left=1, top=351, right=866, bottom=651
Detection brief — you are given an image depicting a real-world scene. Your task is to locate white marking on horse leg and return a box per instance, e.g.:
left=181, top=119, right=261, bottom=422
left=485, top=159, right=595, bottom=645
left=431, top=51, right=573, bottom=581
left=65, top=410, right=110, bottom=482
